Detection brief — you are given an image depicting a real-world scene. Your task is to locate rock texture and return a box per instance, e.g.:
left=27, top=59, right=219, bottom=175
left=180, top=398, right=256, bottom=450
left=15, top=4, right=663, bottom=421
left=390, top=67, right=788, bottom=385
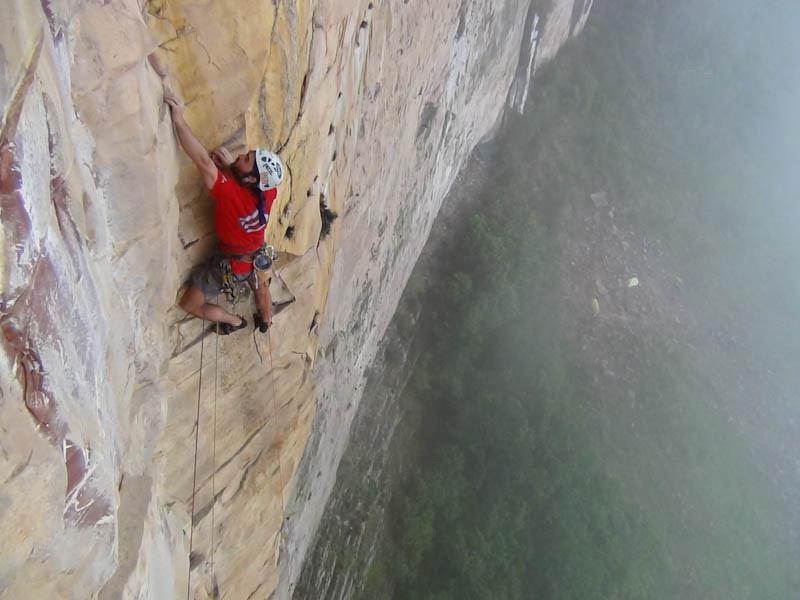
left=0, top=0, right=587, bottom=598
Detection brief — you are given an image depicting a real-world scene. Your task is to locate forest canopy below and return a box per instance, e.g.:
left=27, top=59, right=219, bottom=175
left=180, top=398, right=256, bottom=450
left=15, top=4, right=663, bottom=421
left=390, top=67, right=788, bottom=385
left=362, top=0, right=800, bottom=598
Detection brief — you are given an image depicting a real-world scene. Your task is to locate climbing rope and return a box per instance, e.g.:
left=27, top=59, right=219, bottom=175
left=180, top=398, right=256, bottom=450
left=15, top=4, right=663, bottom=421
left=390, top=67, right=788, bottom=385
left=266, top=331, right=287, bottom=542
left=250, top=296, right=287, bottom=560
left=187, top=318, right=205, bottom=600
left=252, top=326, right=264, bottom=364
left=186, top=319, right=221, bottom=600
left=210, top=324, right=219, bottom=597
left=187, top=308, right=286, bottom=598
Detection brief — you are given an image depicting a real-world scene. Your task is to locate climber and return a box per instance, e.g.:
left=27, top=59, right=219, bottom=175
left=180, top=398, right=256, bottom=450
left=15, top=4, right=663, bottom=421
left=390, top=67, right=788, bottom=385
left=165, top=91, right=283, bottom=334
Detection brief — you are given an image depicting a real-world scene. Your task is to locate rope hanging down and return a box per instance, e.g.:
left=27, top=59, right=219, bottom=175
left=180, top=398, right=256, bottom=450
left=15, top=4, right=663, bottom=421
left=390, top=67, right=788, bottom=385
left=186, top=316, right=287, bottom=599
left=253, top=325, right=287, bottom=522
left=253, top=320, right=288, bottom=590
left=187, top=318, right=206, bottom=599
left=267, top=331, right=286, bottom=519
left=186, top=320, right=221, bottom=600
left=210, top=325, right=219, bottom=598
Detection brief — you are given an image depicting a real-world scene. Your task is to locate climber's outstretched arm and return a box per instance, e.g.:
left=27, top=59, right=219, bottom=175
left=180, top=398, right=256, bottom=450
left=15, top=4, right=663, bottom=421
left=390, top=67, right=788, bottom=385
left=164, top=92, right=218, bottom=189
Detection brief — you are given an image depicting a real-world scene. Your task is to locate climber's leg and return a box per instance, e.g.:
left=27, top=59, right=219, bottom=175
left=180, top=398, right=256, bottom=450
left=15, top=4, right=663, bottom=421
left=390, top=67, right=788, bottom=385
left=179, top=285, right=242, bottom=326
left=250, top=270, right=273, bottom=332
left=180, top=258, right=242, bottom=326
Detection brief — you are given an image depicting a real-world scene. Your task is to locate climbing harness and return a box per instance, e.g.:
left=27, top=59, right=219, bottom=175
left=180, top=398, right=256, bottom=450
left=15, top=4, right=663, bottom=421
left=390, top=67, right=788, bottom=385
left=220, top=244, right=278, bottom=304
left=219, top=260, right=250, bottom=306
left=223, top=243, right=277, bottom=271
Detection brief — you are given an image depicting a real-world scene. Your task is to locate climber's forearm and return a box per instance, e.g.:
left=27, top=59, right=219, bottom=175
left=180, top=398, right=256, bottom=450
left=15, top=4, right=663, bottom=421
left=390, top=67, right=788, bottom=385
left=164, top=92, right=217, bottom=188
left=254, top=273, right=272, bottom=324
left=172, top=117, right=216, bottom=175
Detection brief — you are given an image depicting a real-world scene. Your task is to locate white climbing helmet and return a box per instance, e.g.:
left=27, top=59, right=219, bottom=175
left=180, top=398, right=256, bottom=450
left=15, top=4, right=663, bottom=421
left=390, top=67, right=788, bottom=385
left=254, top=149, right=284, bottom=190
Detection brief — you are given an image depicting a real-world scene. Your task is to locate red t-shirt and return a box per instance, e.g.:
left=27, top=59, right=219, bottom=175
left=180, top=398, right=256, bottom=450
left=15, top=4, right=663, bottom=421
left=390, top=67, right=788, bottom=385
left=211, top=170, right=277, bottom=274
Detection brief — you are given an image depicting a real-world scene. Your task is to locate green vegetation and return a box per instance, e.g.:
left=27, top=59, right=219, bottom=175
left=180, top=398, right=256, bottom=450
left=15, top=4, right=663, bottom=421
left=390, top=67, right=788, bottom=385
left=320, top=199, right=338, bottom=240
left=512, top=0, right=800, bottom=331
left=361, top=1, right=800, bottom=598
left=366, top=188, right=794, bottom=599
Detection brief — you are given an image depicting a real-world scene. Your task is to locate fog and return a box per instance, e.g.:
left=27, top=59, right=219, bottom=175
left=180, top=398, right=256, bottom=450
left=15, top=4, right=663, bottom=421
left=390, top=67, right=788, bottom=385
left=298, top=1, right=800, bottom=597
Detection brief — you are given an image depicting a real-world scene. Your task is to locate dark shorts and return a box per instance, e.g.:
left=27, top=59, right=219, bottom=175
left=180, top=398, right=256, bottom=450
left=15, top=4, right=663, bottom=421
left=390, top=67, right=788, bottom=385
left=189, top=257, right=251, bottom=299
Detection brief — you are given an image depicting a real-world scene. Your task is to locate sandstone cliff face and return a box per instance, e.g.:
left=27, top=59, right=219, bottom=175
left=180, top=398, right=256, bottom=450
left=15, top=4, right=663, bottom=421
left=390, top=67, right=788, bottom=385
left=0, top=1, right=586, bottom=598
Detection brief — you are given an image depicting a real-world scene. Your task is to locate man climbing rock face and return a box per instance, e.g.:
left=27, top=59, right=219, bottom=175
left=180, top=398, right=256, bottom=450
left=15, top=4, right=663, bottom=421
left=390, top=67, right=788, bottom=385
left=164, top=91, right=283, bottom=335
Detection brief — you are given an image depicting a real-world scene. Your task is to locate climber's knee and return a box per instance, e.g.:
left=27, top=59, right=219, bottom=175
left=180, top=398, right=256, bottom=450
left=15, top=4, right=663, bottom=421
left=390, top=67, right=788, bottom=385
left=179, top=286, right=205, bottom=316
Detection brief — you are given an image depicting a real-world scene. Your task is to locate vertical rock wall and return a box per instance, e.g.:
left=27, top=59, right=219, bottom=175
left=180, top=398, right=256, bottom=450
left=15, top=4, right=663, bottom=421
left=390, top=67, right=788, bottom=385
left=0, top=0, right=588, bottom=598
left=277, top=0, right=591, bottom=596
left=2, top=0, right=177, bottom=596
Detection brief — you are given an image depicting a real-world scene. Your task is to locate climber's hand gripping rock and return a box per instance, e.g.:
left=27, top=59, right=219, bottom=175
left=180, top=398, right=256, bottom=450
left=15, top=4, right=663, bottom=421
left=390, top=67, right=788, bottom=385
left=164, top=91, right=218, bottom=189
left=163, top=91, right=184, bottom=120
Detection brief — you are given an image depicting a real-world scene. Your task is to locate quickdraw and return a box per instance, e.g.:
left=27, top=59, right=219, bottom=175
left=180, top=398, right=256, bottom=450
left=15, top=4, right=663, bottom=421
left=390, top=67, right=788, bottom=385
left=220, top=261, right=250, bottom=305
left=220, top=244, right=278, bottom=304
